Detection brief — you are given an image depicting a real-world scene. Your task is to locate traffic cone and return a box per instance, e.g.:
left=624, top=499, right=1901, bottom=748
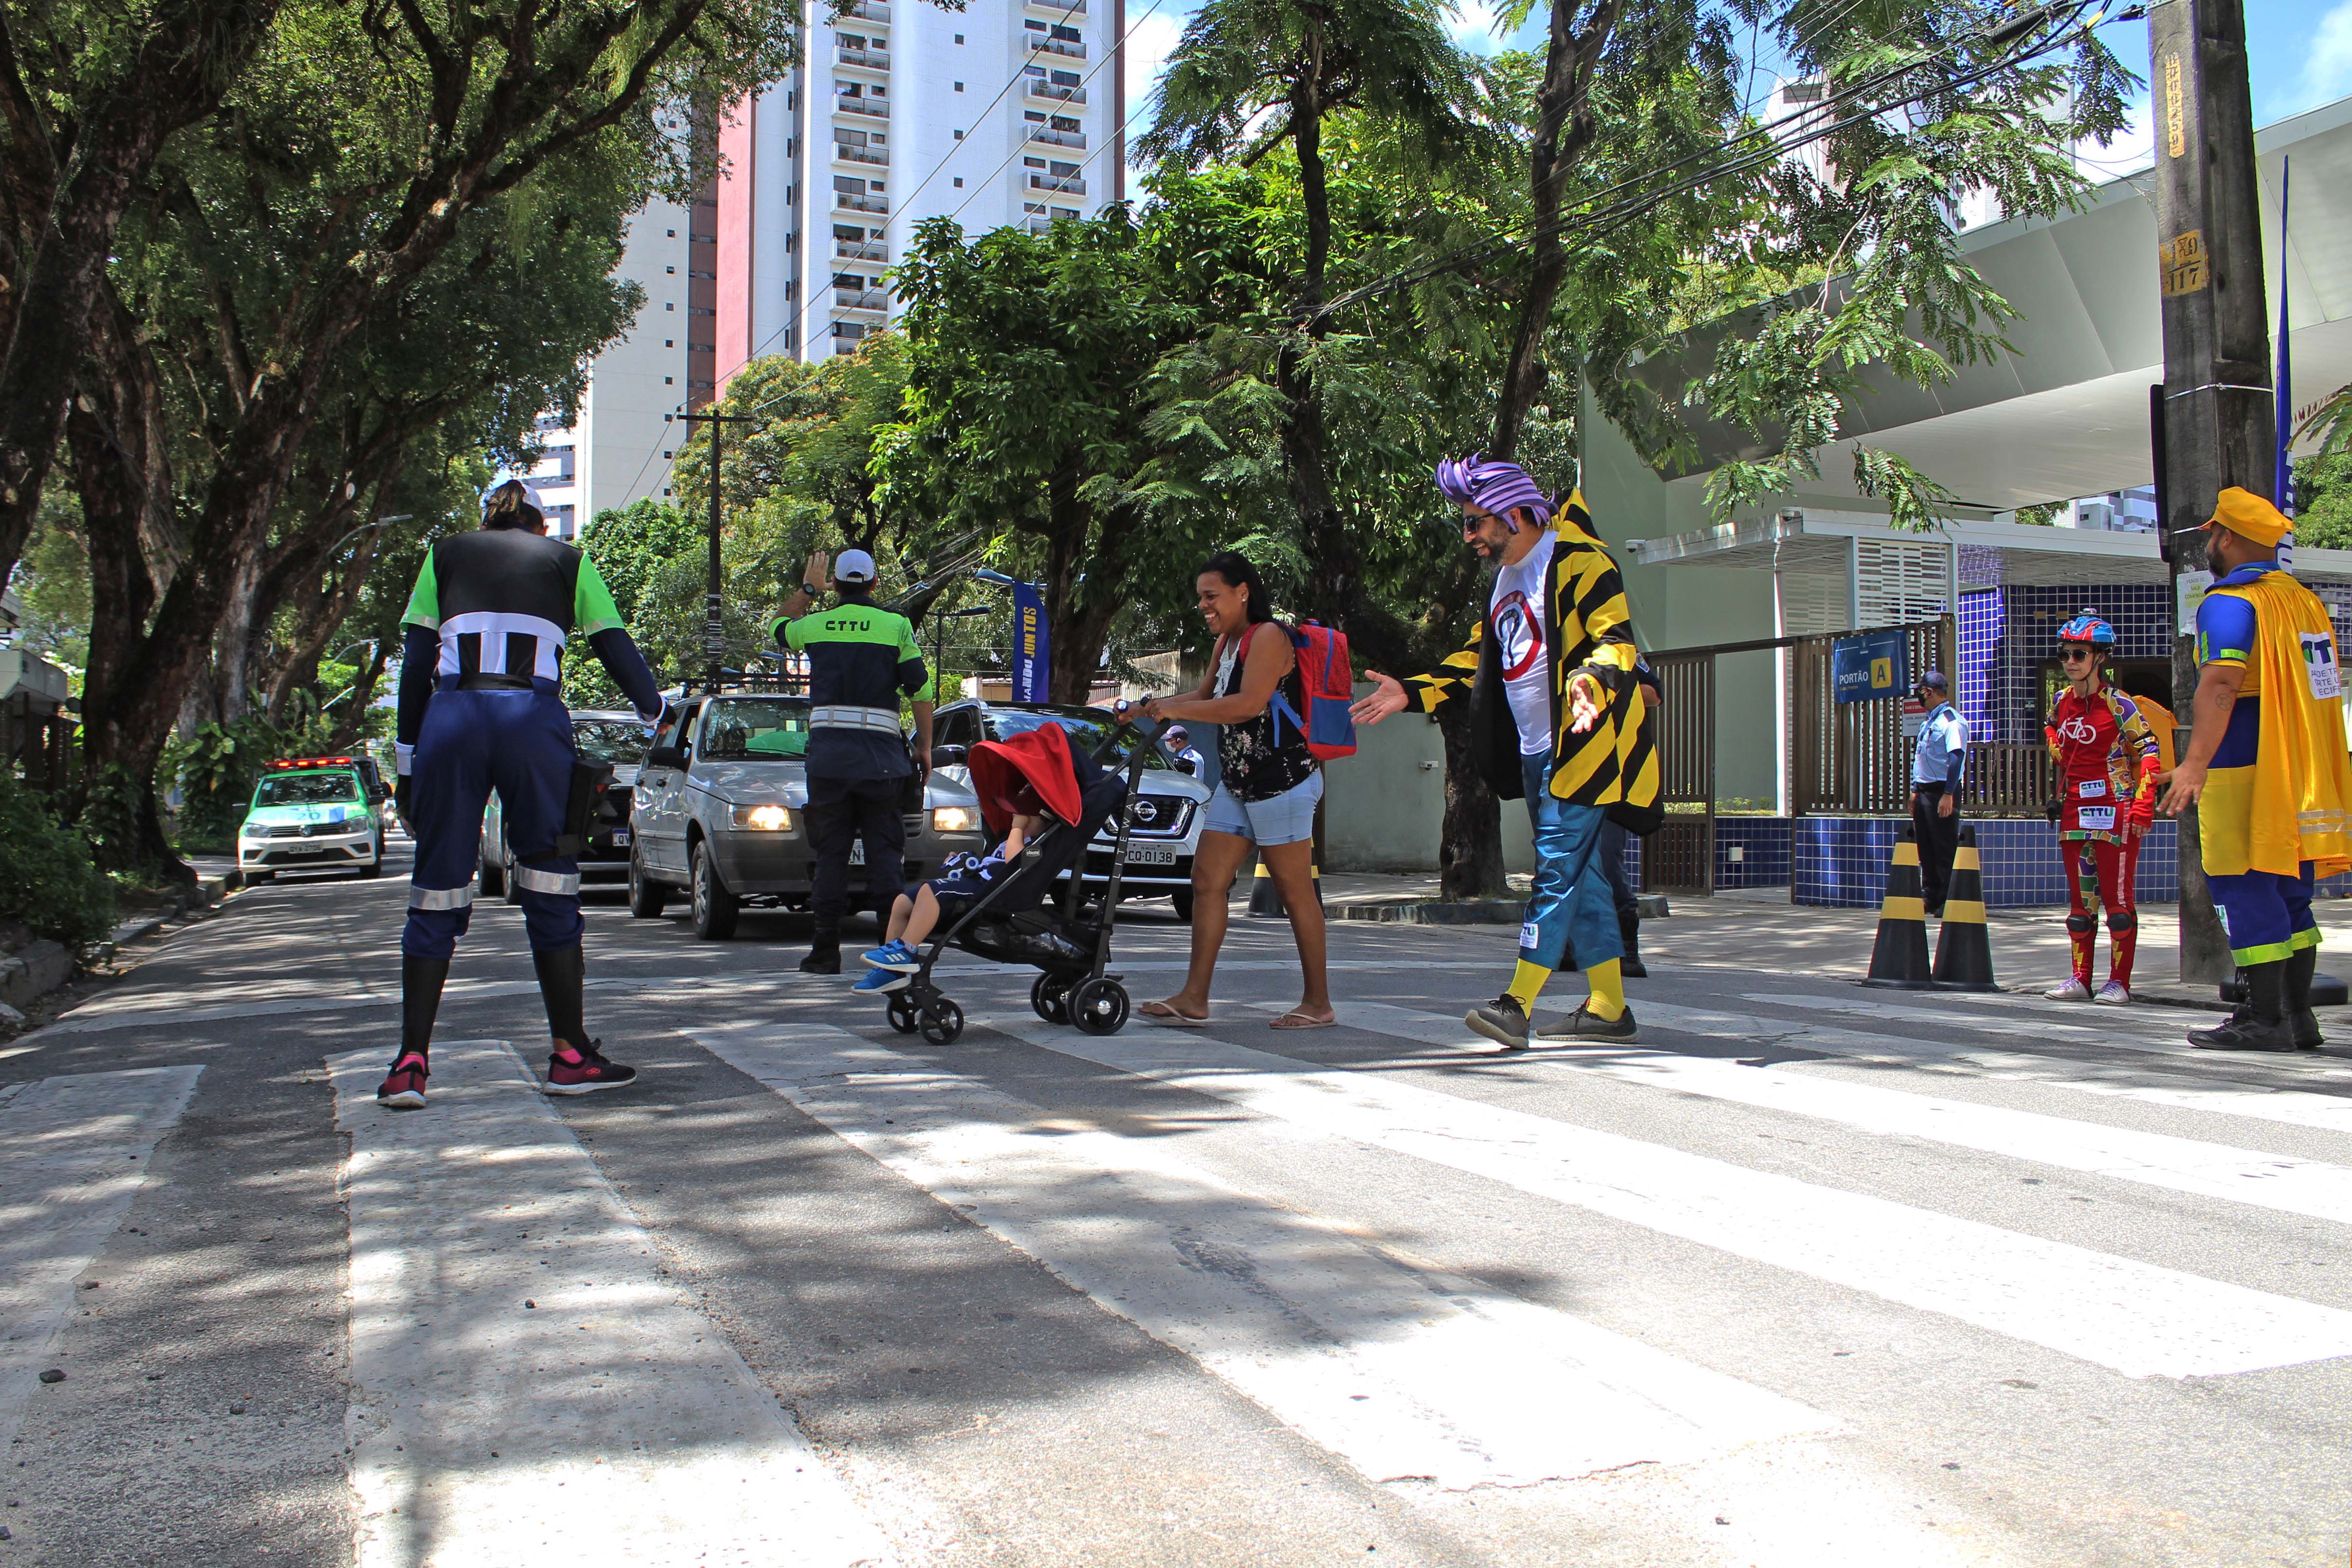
left=1246, top=855, right=1322, bottom=918
left=1932, top=828, right=1999, bottom=991
left=1862, top=827, right=1936, bottom=989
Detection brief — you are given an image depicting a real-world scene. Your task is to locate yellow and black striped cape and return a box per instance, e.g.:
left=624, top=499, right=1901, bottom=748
left=1399, top=489, right=1661, bottom=821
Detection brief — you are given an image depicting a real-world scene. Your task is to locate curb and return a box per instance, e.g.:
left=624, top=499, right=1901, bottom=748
left=1329, top=899, right=1523, bottom=926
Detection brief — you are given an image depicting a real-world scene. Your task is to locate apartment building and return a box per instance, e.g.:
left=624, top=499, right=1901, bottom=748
left=714, top=0, right=1127, bottom=385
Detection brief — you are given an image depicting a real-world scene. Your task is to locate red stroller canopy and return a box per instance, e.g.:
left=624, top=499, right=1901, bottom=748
left=968, top=723, right=1084, bottom=833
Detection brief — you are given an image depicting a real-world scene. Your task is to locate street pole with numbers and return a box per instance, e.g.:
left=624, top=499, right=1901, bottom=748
left=2147, top=0, right=2272, bottom=986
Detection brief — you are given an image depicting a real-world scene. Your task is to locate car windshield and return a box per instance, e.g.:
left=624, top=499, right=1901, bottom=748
left=254, top=772, right=360, bottom=807
left=983, top=708, right=1173, bottom=770
left=574, top=721, right=648, bottom=764
left=698, top=699, right=813, bottom=759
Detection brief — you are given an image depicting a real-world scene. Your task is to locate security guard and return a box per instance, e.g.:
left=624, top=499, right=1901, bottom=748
left=773, top=548, right=935, bottom=973
left=376, top=481, right=666, bottom=1109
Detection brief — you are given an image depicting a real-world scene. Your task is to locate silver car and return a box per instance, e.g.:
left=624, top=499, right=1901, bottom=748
left=930, top=700, right=1211, bottom=921
left=626, top=692, right=989, bottom=939
left=479, top=709, right=649, bottom=900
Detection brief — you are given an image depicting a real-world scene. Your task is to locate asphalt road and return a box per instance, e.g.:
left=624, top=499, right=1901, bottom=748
left=8, top=838, right=2352, bottom=1567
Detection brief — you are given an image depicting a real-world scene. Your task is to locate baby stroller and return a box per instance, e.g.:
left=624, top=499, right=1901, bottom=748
left=884, top=716, right=1168, bottom=1046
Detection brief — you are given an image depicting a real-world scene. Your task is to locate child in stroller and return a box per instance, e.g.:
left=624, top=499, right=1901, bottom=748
left=852, top=812, right=1045, bottom=992
left=862, top=715, right=1167, bottom=1045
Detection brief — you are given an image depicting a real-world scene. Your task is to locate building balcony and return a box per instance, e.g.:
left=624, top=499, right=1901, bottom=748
left=836, top=289, right=890, bottom=312
left=1025, top=79, right=1085, bottom=104
left=842, top=0, right=890, bottom=21
left=835, top=97, right=889, bottom=119
left=1024, top=216, right=1055, bottom=234
left=1028, top=173, right=1086, bottom=195
left=1026, top=126, right=1085, bottom=149
left=835, top=46, right=890, bottom=70
left=1027, top=0, right=1085, bottom=11
left=833, top=143, right=888, bottom=165
left=834, top=193, right=889, bottom=216
left=1027, top=36, right=1085, bottom=59
left=836, top=240, right=888, bottom=261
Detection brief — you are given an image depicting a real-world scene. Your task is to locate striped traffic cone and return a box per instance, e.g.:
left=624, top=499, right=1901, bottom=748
left=1931, top=827, right=1999, bottom=992
left=1862, top=827, right=1936, bottom=990
left=1246, top=855, right=1322, bottom=918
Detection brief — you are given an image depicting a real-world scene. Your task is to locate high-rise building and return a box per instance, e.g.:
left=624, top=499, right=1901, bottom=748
left=714, top=0, right=1127, bottom=385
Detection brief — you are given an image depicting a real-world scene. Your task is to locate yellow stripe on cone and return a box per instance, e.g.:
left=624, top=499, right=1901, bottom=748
left=1863, top=827, right=1936, bottom=989
left=1932, top=829, right=1999, bottom=991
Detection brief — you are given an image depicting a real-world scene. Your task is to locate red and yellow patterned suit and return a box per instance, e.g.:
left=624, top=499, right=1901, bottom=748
left=2045, top=684, right=2161, bottom=987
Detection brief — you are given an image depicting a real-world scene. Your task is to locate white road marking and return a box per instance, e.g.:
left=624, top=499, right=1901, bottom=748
left=1276, top=1000, right=2352, bottom=1229
left=1734, top=991, right=2214, bottom=1059
left=327, top=1039, right=888, bottom=1568
left=688, top=1018, right=1833, bottom=1491
left=998, top=1020, right=2352, bottom=1379
left=0, top=1066, right=200, bottom=1453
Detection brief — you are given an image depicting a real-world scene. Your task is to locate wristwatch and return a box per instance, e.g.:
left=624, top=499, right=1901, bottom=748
left=801, top=581, right=822, bottom=598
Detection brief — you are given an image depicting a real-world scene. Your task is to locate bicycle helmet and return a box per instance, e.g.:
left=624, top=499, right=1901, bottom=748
left=2056, top=608, right=2116, bottom=648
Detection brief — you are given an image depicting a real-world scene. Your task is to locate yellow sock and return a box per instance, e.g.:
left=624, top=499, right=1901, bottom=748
left=1584, top=959, right=1625, bottom=1021
left=1506, top=959, right=1551, bottom=1009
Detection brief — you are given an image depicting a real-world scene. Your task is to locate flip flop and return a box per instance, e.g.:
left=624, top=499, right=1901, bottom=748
left=1140, top=1001, right=1209, bottom=1027
left=1269, top=1009, right=1337, bottom=1030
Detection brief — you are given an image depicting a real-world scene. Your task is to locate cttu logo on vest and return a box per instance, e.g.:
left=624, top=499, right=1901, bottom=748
left=2301, top=631, right=2342, bottom=701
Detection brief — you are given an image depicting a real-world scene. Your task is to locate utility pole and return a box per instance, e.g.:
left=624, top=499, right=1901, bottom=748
left=2148, top=0, right=2272, bottom=986
left=674, top=411, right=757, bottom=691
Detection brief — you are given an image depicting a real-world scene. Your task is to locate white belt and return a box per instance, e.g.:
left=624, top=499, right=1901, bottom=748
left=810, top=704, right=904, bottom=735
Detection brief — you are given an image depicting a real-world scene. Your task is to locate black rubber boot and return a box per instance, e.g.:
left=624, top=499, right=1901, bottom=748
left=1617, top=911, right=1647, bottom=979
left=2286, top=945, right=2325, bottom=1051
left=2190, top=959, right=2297, bottom=1052
left=800, top=922, right=842, bottom=974
left=378, top=955, right=449, bottom=1107
left=532, top=945, right=591, bottom=1052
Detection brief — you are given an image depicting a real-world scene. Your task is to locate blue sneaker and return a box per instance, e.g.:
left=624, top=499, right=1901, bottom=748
left=861, top=939, right=919, bottom=973
left=852, top=967, right=911, bottom=993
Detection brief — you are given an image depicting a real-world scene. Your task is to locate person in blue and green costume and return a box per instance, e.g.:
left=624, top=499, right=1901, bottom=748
left=2161, top=487, right=2352, bottom=1052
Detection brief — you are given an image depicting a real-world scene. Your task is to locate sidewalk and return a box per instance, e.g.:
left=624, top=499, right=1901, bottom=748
left=1318, top=873, right=2352, bottom=1011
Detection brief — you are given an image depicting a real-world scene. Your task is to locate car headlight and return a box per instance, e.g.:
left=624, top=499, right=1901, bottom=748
left=932, top=805, right=982, bottom=834
left=730, top=804, right=793, bottom=831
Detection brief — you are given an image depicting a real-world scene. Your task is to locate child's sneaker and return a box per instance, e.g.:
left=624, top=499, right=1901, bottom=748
left=861, top=939, right=919, bottom=972
left=853, top=967, right=912, bottom=993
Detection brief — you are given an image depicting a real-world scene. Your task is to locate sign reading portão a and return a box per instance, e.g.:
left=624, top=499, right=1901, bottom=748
left=1831, top=628, right=1908, bottom=704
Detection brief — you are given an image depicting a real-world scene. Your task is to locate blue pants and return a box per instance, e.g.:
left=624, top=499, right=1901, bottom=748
left=1519, top=752, right=1623, bottom=973
left=1597, top=819, right=1637, bottom=923
left=2208, top=862, right=2320, bottom=966
left=403, top=688, right=581, bottom=959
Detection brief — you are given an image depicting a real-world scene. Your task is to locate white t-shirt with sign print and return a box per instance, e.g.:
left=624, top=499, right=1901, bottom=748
left=1490, top=530, right=1556, bottom=756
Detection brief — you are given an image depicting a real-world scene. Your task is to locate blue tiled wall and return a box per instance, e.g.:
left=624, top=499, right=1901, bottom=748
left=1789, top=817, right=2181, bottom=909
left=1716, top=818, right=1792, bottom=887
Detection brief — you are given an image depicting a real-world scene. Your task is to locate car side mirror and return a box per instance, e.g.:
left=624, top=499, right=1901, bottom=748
left=645, top=744, right=688, bottom=771
left=931, top=745, right=968, bottom=769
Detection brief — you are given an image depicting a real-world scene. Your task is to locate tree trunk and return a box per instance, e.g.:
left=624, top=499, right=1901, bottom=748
left=325, top=640, right=392, bottom=752
left=1435, top=703, right=1506, bottom=901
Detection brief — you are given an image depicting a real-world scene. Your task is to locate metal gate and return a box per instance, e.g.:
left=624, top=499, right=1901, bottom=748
left=1641, top=650, right=1714, bottom=894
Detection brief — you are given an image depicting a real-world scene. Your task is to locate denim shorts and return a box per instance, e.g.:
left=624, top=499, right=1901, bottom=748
left=1202, top=770, right=1323, bottom=847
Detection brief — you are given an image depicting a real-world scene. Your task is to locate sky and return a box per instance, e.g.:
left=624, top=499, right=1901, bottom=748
left=1117, top=0, right=2352, bottom=177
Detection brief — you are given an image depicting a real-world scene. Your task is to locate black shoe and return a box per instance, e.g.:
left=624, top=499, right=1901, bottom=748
left=1537, top=1002, right=1641, bottom=1043
left=800, top=924, right=842, bottom=974
left=2191, top=960, right=2294, bottom=1051
left=1465, top=995, right=1531, bottom=1050
left=546, top=1039, right=638, bottom=1095
left=2286, top=946, right=2326, bottom=1049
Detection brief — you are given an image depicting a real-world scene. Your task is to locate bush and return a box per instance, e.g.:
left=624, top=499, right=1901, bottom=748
left=0, top=773, right=117, bottom=951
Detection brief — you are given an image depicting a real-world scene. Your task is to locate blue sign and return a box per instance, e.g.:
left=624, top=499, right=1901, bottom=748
left=1010, top=581, right=1050, bottom=703
left=1831, top=629, right=1907, bottom=704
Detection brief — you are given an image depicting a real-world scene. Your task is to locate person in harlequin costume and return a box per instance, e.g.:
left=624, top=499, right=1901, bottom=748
left=2041, top=609, right=2160, bottom=1004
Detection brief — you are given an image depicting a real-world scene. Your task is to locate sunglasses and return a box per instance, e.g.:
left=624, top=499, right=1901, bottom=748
left=2060, top=647, right=2097, bottom=661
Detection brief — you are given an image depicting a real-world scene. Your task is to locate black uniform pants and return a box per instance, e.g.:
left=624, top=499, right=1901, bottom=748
left=806, top=774, right=907, bottom=924
left=1911, top=783, right=1960, bottom=912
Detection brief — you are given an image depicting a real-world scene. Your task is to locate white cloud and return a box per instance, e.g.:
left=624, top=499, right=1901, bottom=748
left=2268, top=0, right=2352, bottom=119
left=1447, top=1, right=1505, bottom=54
left=2075, top=91, right=2154, bottom=181
left=1122, top=8, right=1185, bottom=134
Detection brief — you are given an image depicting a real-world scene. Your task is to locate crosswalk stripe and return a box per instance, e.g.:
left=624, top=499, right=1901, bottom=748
left=992, top=1018, right=2352, bottom=1379
left=325, top=1040, right=888, bottom=1568
left=0, top=1066, right=201, bottom=1455
left=687, top=1018, right=1835, bottom=1491
left=1735, top=991, right=2225, bottom=1061
left=1258, top=1000, right=2352, bottom=1229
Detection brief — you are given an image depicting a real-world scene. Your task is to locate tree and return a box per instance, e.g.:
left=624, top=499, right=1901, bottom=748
left=563, top=498, right=700, bottom=707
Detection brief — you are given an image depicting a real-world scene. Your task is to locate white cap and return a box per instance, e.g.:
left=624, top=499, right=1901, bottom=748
left=834, top=548, right=878, bottom=584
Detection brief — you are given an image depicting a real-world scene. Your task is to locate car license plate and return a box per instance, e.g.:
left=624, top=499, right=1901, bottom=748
left=1124, top=844, right=1178, bottom=866
left=612, top=829, right=631, bottom=846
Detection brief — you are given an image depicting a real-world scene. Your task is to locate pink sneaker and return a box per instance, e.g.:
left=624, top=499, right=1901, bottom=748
left=545, top=1041, right=638, bottom=1096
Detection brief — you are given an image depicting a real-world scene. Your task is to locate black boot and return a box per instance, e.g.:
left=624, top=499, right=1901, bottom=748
left=1617, top=911, right=1647, bottom=979
left=2190, top=959, right=2297, bottom=1051
left=800, top=921, right=841, bottom=974
left=2286, top=945, right=2326, bottom=1050
left=377, top=954, right=449, bottom=1107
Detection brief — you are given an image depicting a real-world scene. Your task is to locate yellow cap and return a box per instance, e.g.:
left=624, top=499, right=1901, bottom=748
left=2209, top=486, right=2290, bottom=547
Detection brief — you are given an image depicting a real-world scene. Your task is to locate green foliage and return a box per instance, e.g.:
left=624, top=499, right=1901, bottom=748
left=74, top=767, right=150, bottom=877
left=0, top=774, right=116, bottom=953
left=565, top=499, right=701, bottom=704
left=2293, top=444, right=2352, bottom=551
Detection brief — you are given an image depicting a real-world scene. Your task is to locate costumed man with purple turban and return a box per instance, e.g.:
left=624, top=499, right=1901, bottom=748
left=1352, top=455, right=1662, bottom=1047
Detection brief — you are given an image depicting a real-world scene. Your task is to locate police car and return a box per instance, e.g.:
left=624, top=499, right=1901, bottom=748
left=626, top=690, right=990, bottom=939
left=237, top=756, right=386, bottom=882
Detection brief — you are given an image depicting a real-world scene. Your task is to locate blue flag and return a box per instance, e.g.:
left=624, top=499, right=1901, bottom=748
left=2278, top=154, right=2296, bottom=571
left=1010, top=581, right=1050, bottom=702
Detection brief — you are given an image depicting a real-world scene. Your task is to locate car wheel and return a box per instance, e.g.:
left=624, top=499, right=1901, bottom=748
left=502, top=852, right=522, bottom=906
left=691, top=841, right=739, bottom=940
left=628, top=850, right=669, bottom=919
left=1170, top=889, right=1194, bottom=923
left=478, top=854, right=506, bottom=898
left=359, top=839, right=384, bottom=879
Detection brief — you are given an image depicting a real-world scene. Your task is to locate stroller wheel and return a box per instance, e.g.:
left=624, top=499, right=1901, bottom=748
left=1031, top=974, right=1072, bottom=1026
left=919, top=997, right=965, bottom=1047
left=1070, top=977, right=1130, bottom=1036
left=886, top=994, right=920, bottom=1035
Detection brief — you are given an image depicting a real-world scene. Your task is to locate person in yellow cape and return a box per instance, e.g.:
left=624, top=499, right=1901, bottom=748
left=2160, top=487, right=2352, bottom=1051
